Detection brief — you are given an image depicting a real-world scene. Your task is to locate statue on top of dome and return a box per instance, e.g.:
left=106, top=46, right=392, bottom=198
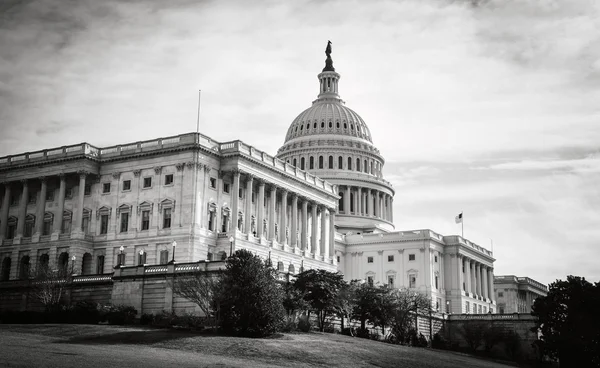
left=323, top=40, right=335, bottom=72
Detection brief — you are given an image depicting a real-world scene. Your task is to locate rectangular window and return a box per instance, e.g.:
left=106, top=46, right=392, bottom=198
left=409, top=254, right=415, bottom=261
left=498, top=291, right=504, bottom=298
left=141, top=210, right=150, bottom=230
left=46, top=190, right=54, bottom=201
left=24, top=222, right=34, bottom=237
left=483, top=306, right=487, bottom=314
left=43, top=220, right=52, bottom=236
left=435, top=275, right=439, bottom=289
left=143, top=177, right=152, bottom=188
left=239, top=188, right=243, bottom=198
left=252, top=192, right=255, bottom=203
left=84, top=184, right=91, bottom=195
left=82, top=217, right=90, bottom=234
left=96, top=256, right=105, bottom=274
left=367, top=256, right=373, bottom=263
left=62, top=218, right=71, bottom=234
left=434, top=255, right=438, bottom=262
left=28, top=192, right=36, bottom=204
left=6, top=224, right=16, bottom=239
left=160, top=250, right=169, bottom=265
left=388, top=276, right=394, bottom=288
left=65, top=188, right=73, bottom=199
left=466, top=301, right=470, bottom=313
left=337, top=256, right=341, bottom=263
left=223, top=183, right=230, bottom=193
left=387, top=255, right=394, bottom=262
left=163, top=208, right=172, bottom=229
left=164, top=174, right=173, bottom=185
left=463, top=282, right=466, bottom=291
left=409, top=274, right=416, bottom=288
left=120, top=213, right=129, bottom=232
left=138, top=252, right=146, bottom=266
left=478, top=304, right=482, bottom=314
left=10, top=195, right=18, bottom=206
left=122, top=180, right=131, bottom=191
left=210, top=177, right=216, bottom=189
left=367, top=276, right=374, bottom=287
left=102, top=183, right=111, bottom=193
left=100, top=215, right=109, bottom=234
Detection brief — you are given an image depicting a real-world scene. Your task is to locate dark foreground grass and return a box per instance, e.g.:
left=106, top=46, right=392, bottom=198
left=1, top=324, right=512, bottom=368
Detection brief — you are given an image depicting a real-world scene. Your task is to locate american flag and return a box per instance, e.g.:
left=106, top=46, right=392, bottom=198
left=455, top=212, right=463, bottom=224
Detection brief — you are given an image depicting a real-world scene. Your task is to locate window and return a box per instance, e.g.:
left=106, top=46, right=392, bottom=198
left=466, top=301, right=470, bottom=313
left=300, top=157, right=305, bottom=170
left=388, top=255, right=394, bottom=262
left=120, top=213, right=129, bottom=232
left=141, top=210, right=150, bottom=231
left=293, top=158, right=297, bottom=167
left=164, top=174, right=173, bottom=185
left=65, top=188, right=73, bottom=199
left=138, top=251, right=146, bottom=266
left=434, top=255, right=438, bottom=262
left=10, top=195, right=18, bottom=206
left=436, top=298, right=441, bottom=311
left=435, top=275, right=439, bottom=289
left=318, top=156, right=323, bottom=169
left=367, top=256, right=373, bottom=263
left=122, top=180, right=131, bottom=191
left=61, top=211, right=72, bottom=234
left=409, top=274, right=416, bottom=288
left=328, top=156, right=333, bottom=169
left=160, top=250, right=169, bottom=265
left=409, top=254, right=415, bottom=261
left=24, top=215, right=35, bottom=237
left=239, top=188, right=243, bottom=198
left=367, top=276, right=374, bottom=287
left=498, top=291, right=504, bottom=298
left=338, top=156, right=342, bottom=169
left=337, top=256, right=340, bottom=263
left=463, top=282, right=466, bottom=291
left=6, top=217, right=17, bottom=239
left=96, top=256, right=105, bottom=274
left=483, top=306, right=487, bottom=314
left=388, top=276, right=395, bottom=288
left=309, top=156, right=314, bottom=169
left=43, top=213, right=53, bottom=236
left=356, top=158, right=361, bottom=171
left=28, top=192, right=36, bottom=204
left=84, top=184, right=91, bottom=195
left=46, top=190, right=54, bottom=201
left=143, top=177, right=152, bottom=188
left=223, top=183, right=230, bottom=193
left=499, top=306, right=505, bottom=314
left=100, top=215, right=109, bottom=234
left=102, top=183, right=111, bottom=193
left=163, top=208, right=172, bottom=228
left=209, top=177, right=216, bottom=189
left=82, top=215, right=90, bottom=234
left=347, top=157, right=352, bottom=170
left=478, top=304, right=482, bottom=314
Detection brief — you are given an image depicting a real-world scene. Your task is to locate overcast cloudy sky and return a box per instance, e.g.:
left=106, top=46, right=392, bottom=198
left=1, top=0, right=599, bottom=285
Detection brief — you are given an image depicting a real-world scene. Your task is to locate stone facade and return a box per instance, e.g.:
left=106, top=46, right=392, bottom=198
left=494, top=275, right=548, bottom=314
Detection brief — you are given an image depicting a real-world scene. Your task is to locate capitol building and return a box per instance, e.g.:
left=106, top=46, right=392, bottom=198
left=0, top=46, right=496, bottom=315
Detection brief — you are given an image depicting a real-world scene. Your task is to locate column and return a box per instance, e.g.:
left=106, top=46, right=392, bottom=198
left=73, top=172, right=87, bottom=234
left=374, top=190, right=380, bottom=218
left=280, top=190, right=288, bottom=245
left=390, top=197, right=394, bottom=223
left=34, top=178, right=47, bottom=238
left=352, top=187, right=358, bottom=215
left=456, top=255, right=463, bottom=292
left=477, top=263, right=483, bottom=296
left=200, top=165, right=211, bottom=228
left=488, top=268, right=495, bottom=303
left=291, top=194, right=298, bottom=249
left=257, top=181, right=265, bottom=238
left=344, top=186, right=350, bottom=214
left=320, top=206, right=327, bottom=258
left=231, top=170, right=240, bottom=232
left=245, top=175, right=253, bottom=236
left=0, top=183, right=11, bottom=240
left=268, top=185, right=276, bottom=241
left=15, top=179, right=28, bottom=238
left=329, top=209, right=335, bottom=262
left=465, top=258, right=472, bottom=295
left=471, top=261, right=477, bottom=295
left=311, top=203, right=318, bottom=255
left=366, top=189, right=373, bottom=216
left=356, top=187, right=363, bottom=216
left=301, top=199, right=308, bottom=252
left=53, top=174, right=66, bottom=237
left=482, top=266, right=488, bottom=299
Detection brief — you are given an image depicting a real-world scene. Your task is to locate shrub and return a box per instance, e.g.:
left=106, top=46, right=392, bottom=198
left=432, top=332, right=448, bottom=350
left=416, top=333, right=429, bottom=347
left=297, top=315, right=312, bottom=332
left=341, top=327, right=355, bottom=336
left=104, top=305, right=137, bottom=325
left=71, top=301, right=101, bottom=324
left=140, top=313, right=155, bottom=325
left=281, top=320, right=297, bottom=332
left=152, top=310, right=178, bottom=328
left=356, top=327, right=371, bottom=339
left=504, top=331, right=522, bottom=361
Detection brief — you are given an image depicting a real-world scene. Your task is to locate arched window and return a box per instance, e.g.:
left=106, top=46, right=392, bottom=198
left=306, top=123, right=310, bottom=130
left=294, top=126, right=298, bottom=132
left=370, top=161, right=374, bottom=175
left=300, top=124, right=303, bottom=130
left=82, top=253, right=93, bottom=275
left=38, top=254, right=49, bottom=275
left=309, top=156, right=314, bottom=170
left=6, top=217, right=17, bottom=240
left=336, top=122, right=340, bottom=128
left=301, top=157, right=305, bottom=170
left=338, top=192, right=344, bottom=212
left=288, top=264, right=295, bottom=274
left=1, top=257, right=11, bottom=281
left=364, top=159, right=368, bottom=173
left=351, top=124, right=354, bottom=130
left=328, top=156, right=333, bottom=169
left=318, top=156, right=324, bottom=169
left=356, top=158, right=361, bottom=172
left=58, top=252, right=69, bottom=273
left=277, top=261, right=284, bottom=272
left=347, top=157, right=352, bottom=170
left=338, top=156, right=343, bottom=169
left=24, top=214, right=35, bottom=238
left=313, top=123, right=317, bottom=129
left=344, top=123, right=347, bottom=129
left=293, top=158, right=297, bottom=167
left=350, top=193, right=355, bottom=213
left=321, top=122, right=324, bottom=128
left=19, top=256, right=30, bottom=279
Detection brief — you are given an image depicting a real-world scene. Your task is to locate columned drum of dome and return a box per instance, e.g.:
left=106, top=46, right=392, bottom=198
left=277, top=43, right=395, bottom=234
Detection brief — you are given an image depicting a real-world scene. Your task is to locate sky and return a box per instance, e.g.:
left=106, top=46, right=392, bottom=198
left=1, top=0, right=599, bottom=286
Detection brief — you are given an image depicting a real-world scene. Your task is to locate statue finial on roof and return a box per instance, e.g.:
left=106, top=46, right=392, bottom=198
left=323, top=40, right=335, bottom=72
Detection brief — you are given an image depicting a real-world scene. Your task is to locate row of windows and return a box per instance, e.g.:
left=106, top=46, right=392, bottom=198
left=103, top=174, right=174, bottom=194
left=365, top=254, right=416, bottom=264
left=284, top=155, right=382, bottom=174
left=365, top=274, right=416, bottom=289
left=465, top=301, right=488, bottom=314
left=289, top=121, right=370, bottom=140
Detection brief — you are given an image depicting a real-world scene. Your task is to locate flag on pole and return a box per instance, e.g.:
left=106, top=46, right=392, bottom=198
left=455, top=212, right=463, bottom=224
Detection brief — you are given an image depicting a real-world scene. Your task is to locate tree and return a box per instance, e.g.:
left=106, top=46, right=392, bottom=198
left=31, top=266, right=72, bottom=312
left=216, top=249, right=285, bottom=337
left=371, top=285, right=397, bottom=337
left=531, top=275, right=600, bottom=367
left=282, top=278, right=308, bottom=323
left=171, top=269, right=220, bottom=327
left=351, top=282, right=380, bottom=332
left=458, top=321, right=486, bottom=353
left=335, top=280, right=358, bottom=332
left=293, top=269, right=346, bottom=332
left=389, top=288, right=432, bottom=344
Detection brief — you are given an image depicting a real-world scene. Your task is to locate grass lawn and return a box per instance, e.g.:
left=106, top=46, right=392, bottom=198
left=0, top=324, right=513, bottom=368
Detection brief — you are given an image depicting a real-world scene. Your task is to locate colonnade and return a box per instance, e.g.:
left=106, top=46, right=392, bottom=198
left=455, top=254, right=495, bottom=301
left=337, top=185, right=393, bottom=222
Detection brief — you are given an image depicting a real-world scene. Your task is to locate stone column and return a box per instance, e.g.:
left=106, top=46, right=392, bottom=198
left=357, top=187, right=362, bottom=216
left=477, top=263, right=483, bottom=296
left=301, top=198, right=308, bottom=252
left=280, top=190, right=288, bottom=245
left=344, top=186, right=350, bottom=214
left=311, top=203, right=318, bottom=255
left=366, top=189, right=373, bottom=216
left=488, top=268, right=495, bottom=302
left=291, top=194, right=298, bottom=249
left=482, top=266, right=488, bottom=299
left=73, top=172, right=87, bottom=235
left=199, top=165, right=211, bottom=228
left=15, top=180, right=28, bottom=238
left=390, top=197, right=394, bottom=223
left=352, top=187, right=358, bottom=215
left=268, top=185, right=277, bottom=241
left=320, top=206, right=327, bottom=259
left=374, top=190, right=380, bottom=218
left=257, top=181, right=265, bottom=238
left=465, top=258, right=472, bottom=295
left=245, top=175, right=253, bottom=236
left=329, top=209, right=335, bottom=262
left=33, top=178, right=47, bottom=239
left=471, top=261, right=477, bottom=295
left=53, top=174, right=66, bottom=237
left=231, top=170, right=240, bottom=232
left=0, top=183, right=11, bottom=240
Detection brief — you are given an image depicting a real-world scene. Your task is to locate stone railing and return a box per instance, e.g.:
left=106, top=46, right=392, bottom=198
left=517, top=277, right=548, bottom=292
left=72, top=274, right=113, bottom=283
left=0, top=143, right=100, bottom=167
left=448, top=313, right=535, bottom=321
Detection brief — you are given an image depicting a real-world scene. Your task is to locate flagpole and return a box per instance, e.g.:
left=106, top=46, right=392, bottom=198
left=196, top=89, right=201, bottom=133
left=461, top=211, right=464, bottom=238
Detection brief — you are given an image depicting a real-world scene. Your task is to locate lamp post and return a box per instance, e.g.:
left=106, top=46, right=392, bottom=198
left=70, top=255, right=76, bottom=275
left=229, top=236, right=234, bottom=257
left=170, top=240, right=177, bottom=263
left=139, top=249, right=144, bottom=266
left=119, top=245, right=125, bottom=266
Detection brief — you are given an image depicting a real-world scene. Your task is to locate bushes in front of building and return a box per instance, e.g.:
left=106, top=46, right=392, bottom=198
left=0, top=302, right=137, bottom=325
